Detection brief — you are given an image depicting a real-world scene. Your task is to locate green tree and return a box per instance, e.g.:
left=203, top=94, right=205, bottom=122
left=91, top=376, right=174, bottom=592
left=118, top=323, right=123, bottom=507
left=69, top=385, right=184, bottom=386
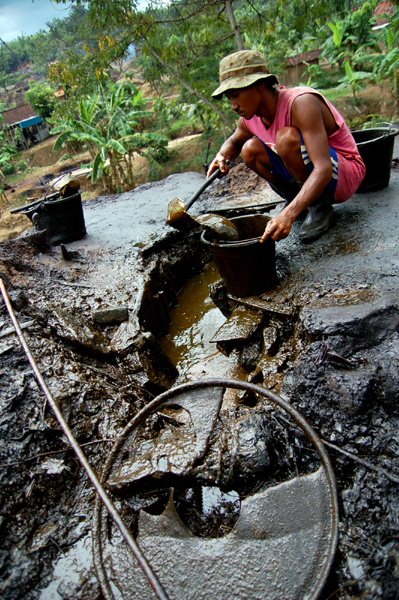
left=371, top=5, right=399, bottom=114
left=322, top=2, right=380, bottom=68
left=0, top=113, right=17, bottom=183
left=25, top=83, right=57, bottom=120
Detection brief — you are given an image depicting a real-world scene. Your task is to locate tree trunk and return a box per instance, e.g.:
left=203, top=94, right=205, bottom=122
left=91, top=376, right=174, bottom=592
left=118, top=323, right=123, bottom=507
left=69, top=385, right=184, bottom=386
left=145, top=43, right=235, bottom=133
left=225, top=0, right=244, bottom=51
left=126, top=151, right=135, bottom=189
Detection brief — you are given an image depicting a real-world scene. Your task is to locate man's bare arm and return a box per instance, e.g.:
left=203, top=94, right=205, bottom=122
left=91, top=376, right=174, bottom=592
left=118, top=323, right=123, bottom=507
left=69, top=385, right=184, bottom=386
left=207, top=118, right=253, bottom=177
left=261, top=94, right=334, bottom=242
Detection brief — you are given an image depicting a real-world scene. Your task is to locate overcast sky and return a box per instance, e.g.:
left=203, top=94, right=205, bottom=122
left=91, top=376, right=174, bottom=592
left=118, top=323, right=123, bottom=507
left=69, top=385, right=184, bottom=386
left=0, top=0, right=72, bottom=42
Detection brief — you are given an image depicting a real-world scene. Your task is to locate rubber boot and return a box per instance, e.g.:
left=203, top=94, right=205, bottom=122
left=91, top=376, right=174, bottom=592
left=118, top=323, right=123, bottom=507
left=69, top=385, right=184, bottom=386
left=298, top=192, right=334, bottom=242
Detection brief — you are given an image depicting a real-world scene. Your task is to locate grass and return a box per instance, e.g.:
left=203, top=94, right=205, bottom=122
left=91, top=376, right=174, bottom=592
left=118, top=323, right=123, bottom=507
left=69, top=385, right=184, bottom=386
left=160, top=130, right=225, bottom=178
left=320, top=86, right=352, bottom=103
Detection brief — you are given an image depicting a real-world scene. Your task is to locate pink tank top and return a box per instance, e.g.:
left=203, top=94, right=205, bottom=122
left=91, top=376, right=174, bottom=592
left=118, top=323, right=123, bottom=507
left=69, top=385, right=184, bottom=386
left=242, top=87, right=365, bottom=202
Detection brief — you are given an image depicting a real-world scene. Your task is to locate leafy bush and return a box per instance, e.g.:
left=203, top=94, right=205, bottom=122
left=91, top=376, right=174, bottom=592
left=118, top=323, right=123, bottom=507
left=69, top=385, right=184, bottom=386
left=145, top=138, right=170, bottom=163
left=25, top=83, right=57, bottom=120
left=17, top=160, right=28, bottom=172
left=2, top=163, right=14, bottom=176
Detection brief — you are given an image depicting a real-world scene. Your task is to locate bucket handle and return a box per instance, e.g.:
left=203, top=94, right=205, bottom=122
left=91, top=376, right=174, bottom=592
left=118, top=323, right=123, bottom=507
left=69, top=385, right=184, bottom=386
left=43, top=191, right=82, bottom=206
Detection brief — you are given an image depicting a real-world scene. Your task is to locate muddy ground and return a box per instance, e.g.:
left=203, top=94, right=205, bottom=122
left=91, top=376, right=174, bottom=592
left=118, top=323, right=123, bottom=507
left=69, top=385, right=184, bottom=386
left=1, top=146, right=399, bottom=600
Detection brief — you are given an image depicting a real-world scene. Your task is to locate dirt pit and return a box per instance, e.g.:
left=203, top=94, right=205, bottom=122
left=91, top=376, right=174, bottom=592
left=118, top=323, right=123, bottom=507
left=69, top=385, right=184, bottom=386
left=1, top=161, right=399, bottom=599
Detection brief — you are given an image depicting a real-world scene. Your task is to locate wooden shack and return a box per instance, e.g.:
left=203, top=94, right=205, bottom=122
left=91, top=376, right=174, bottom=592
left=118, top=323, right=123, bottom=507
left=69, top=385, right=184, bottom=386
left=281, top=49, right=322, bottom=86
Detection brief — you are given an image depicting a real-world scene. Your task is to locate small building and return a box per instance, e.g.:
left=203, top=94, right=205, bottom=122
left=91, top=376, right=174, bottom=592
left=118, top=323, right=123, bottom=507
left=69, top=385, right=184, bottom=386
left=1, top=104, right=50, bottom=149
left=282, top=49, right=323, bottom=86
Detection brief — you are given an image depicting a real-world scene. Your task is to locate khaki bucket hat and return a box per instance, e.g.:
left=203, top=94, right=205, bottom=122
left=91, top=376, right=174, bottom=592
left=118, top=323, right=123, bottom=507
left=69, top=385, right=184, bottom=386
left=212, top=50, right=278, bottom=99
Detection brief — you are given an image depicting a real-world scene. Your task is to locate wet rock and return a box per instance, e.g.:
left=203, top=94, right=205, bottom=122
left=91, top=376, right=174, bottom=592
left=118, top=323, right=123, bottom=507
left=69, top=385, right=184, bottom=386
left=111, top=320, right=141, bottom=355
left=240, top=336, right=263, bottom=372
left=233, top=294, right=295, bottom=317
left=283, top=344, right=380, bottom=419
left=262, top=324, right=279, bottom=355
left=324, top=368, right=378, bottom=415
left=370, top=335, right=399, bottom=414
left=92, top=306, right=128, bottom=324
left=29, top=521, right=58, bottom=552
left=107, top=387, right=223, bottom=488
left=39, top=458, right=68, bottom=475
left=136, top=279, right=171, bottom=338
left=229, top=412, right=274, bottom=486
left=210, top=306, right=264, bottom=344
left=6, top=289, right=28, bottom=312
left=48, top=310, right=111, bottom=356
left=60, top=243, right=72, bottom=261
left=123, top=331, right=178, bottom=393
left=208, top=280, right=232, bottom=318
left=300, top=293, right=399, bottom=353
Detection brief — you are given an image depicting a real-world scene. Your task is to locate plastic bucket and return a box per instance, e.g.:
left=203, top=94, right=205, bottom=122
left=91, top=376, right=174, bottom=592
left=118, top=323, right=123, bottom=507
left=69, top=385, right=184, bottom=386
left=22, top=192, right=86, bottom=246
left=352, top=125, right=398, bottom=192
left=201, top=214, right=276, bottom=297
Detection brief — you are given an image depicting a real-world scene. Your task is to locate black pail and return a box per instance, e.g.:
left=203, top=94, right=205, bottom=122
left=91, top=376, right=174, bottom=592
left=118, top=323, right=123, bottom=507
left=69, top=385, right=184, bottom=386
left=201, top=214, right=276, bottom=297
left=22, top=192, right=86, bottom=246
left=352, top=125, right=398, bottom=193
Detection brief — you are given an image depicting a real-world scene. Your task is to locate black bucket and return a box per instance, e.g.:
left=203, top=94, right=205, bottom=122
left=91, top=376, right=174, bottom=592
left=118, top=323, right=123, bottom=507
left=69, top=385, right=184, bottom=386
left=352, top=124, right=399, bottom=193
left=201, top=214, right=276, bottom=297
left=22, top=192, right=86, bottom=246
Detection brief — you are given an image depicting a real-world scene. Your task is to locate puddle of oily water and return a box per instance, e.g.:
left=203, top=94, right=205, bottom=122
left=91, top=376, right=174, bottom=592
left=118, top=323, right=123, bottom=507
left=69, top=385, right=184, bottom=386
left=160, top=262, right=247, bottom=386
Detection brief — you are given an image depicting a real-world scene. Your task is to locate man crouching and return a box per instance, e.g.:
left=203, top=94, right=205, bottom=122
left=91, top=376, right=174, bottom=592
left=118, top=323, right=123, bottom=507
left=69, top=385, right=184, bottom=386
left=207, top=50, right=365, bottom=243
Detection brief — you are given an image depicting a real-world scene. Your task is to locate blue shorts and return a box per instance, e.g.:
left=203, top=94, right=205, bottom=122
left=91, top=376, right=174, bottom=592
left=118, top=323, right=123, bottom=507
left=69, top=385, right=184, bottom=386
left=259, top=133, right=338, bottom=199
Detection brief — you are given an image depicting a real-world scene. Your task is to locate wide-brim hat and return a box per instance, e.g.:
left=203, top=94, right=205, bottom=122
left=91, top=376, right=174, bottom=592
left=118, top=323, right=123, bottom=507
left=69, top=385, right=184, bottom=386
left=212, top=50, right=278, bottom=99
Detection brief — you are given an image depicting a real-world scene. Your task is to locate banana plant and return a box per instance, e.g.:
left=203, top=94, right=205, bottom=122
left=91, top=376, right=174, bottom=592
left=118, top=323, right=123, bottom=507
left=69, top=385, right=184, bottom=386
left=337, top=59, right=370, bottom=100
left=51, top=82, right=168, bottom=193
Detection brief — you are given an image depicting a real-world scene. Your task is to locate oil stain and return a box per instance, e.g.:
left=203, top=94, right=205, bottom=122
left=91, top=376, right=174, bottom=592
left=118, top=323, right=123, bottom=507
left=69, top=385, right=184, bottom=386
left=159, top=262, right=248, bottom=385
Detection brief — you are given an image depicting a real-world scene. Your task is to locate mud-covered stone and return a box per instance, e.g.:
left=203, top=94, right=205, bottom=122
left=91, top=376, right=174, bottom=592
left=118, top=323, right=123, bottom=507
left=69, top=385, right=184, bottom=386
left=93, top=306, right=128, bottom=324
left=282, top=343, right=380, bottom=419
left=7, top=290, right=27, bottom=311
left=229, top=412, right=274, bottom=484
left=208, top=280, right=232, bottom=318
left=300, top=293, right=399, bottom=352
left=240, top=338, right=263, bottom=372
left=48, top=309, right=112, bottom=356
left=364, top=334, right=399, bottom=414
left=129, top=331, right=178, bottom=393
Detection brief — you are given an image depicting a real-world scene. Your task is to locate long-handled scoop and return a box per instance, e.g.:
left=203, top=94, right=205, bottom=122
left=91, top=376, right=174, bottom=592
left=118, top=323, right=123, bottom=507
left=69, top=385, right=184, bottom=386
left=165, top=168, right=239, bottom=241
left=166, top=168, right=222, bottom=225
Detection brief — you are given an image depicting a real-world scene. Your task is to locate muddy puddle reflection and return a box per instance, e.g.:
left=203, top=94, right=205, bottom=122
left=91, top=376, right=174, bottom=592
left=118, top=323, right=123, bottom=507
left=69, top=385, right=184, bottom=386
left=160, top=262, right=248, bottom=386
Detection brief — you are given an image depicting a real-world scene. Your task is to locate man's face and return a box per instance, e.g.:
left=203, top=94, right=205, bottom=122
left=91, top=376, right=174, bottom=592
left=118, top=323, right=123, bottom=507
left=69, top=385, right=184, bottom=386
left=224, top=85, right=261, bottom=119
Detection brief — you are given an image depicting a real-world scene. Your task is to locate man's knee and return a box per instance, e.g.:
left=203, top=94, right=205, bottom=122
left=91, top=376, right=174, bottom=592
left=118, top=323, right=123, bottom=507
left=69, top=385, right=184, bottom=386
left=241, top=137, right=268, bottom=166
left=276, top=126, right=301, bottom=160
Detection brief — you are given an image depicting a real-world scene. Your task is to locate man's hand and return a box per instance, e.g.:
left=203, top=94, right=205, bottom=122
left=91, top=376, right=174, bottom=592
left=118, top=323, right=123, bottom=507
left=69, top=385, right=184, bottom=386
left=261, top=213, right=293, bottom=242
left=207, top=153, right=230, bottom=178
